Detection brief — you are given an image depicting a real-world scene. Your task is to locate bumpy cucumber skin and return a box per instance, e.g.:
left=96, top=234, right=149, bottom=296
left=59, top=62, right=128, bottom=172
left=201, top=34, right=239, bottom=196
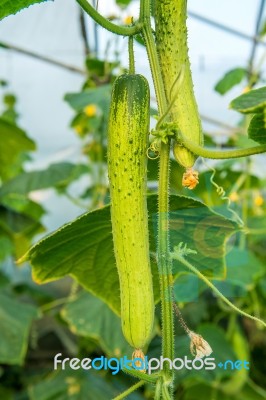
left=155, top=0, right=203, bottom=168
left=108, top=74, right=154, bottom=349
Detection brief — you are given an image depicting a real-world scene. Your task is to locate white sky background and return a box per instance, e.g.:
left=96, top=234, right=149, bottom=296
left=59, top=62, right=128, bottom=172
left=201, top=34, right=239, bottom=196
left=0, top=0, right=265, bottom=230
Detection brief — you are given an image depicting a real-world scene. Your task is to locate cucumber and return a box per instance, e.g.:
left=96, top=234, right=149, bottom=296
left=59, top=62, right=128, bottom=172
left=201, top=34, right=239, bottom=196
left=107, top=74, right=154, bottom=349
left=155, top=0, right=203, bottom=169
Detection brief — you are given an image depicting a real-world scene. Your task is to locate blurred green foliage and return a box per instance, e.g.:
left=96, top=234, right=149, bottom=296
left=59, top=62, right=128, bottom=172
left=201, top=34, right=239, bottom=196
left=0, top=1, right=266, bottom=399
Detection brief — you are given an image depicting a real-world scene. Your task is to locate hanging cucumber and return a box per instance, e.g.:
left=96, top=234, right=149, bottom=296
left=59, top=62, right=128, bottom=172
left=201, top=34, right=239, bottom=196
left=155, top=0, right=203, bottom=186
left=107, top=73, right=154, bottom=350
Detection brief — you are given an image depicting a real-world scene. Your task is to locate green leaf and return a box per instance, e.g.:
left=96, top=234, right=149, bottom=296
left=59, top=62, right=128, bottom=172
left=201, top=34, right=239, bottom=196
left=0, top=118, right=35, bottom=180
left=115, top=0, right=132, bottom=8
left=0, top=162, right=89, bottom=198
left=28, top=368, right=121, bottom=400
left=0, top=196, right=45, bottom=221
left=0, top=236, right=13, bottom=261
left=134, top=34, right=145, bottom=46
left=215, top=68, right=246, bottom=95
left=184, top=382, right=266, bottom=400
left=86, top=57, right=119, bottom=77
left=230, top=87, right=266, bottom=114
left=167, top=197, right=239, bottom=279
left=0, top=205, right=44, bottom=258
left=248, top=113, right=266, bottom=144
left=22, top=195, right=238, bottom=315
left=0, top=0, right=50, bottom=20
left=64, top=85, right=111, bottom=113
left=61, top=291, right=131, bottom=357
left=225, top=248, right=264, bottom=289
left=0, top=205, right=43, bottom=236
left=0, top=292, right=38, bottom=365
left=173, top=274, right=200, bottom=302
left=0, top=387, right=12, bottom=400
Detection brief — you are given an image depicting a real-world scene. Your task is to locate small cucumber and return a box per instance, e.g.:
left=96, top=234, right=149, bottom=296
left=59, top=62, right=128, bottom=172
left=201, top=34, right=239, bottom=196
left=107, top=74, right=154, bottom=349
left=155, top=0, right=203, bottom=169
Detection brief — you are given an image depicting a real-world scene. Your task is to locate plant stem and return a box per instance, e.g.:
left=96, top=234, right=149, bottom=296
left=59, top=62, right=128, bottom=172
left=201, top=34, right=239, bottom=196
left=140, top=0, right=174, bottom=388
left=140, top=25, right=167, bottom=114
left=128, top=36, right=135, bottom=74
left=162, top=383, right=172, bottom=400
left=180, top=137, right=266, bottom=159
left=112, top=380, right=145, bottom=400
left=122, top=368, right=159, bottom=383
left=154, top=378, right=163, bottom=399
left=76, top=0, right=142, bottom=36
left=239, top=159, right=250, bottom=250
left=171, top=252, right=266, bottom=328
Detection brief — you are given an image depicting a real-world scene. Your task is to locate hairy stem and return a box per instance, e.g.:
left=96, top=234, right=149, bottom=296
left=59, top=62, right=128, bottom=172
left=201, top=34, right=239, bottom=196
left=113, top=380, right=145, bottom=400
left=140, top=0, right=174, bottom=389
left=76, top=0, right=142, bottom=35
left=122, top=368, right=159, bottom=383
left=171, top=252, right=266, bottom=328
left=128, top=36, right=135, bottom=74
left=180, top=136, right=266, bottom=159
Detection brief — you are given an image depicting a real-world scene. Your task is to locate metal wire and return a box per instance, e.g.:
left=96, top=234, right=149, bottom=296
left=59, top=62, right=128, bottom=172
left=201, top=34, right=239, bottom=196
left=188, top=10, right=266, bottom=48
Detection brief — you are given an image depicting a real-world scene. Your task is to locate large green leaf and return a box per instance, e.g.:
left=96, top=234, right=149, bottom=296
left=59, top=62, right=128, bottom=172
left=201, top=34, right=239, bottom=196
left=21, top=195, right=238, bottom=315
left=225, top=248, right=264, bottom=288
left=0, top=162, right=89, bottom=198
left=229, top=86, right=266, bottom=114
left=116, top=0, right=132, bottom=8
left=64, top=85, right=111, bottom=113
left=0, top=236, right=13, bottom=261
left=248, top=113, right=266, bottom=144
left=0, top=197, right=45, bottom=221
left=183, top=382, right=266, bottom=400
left=0, top=119, right=35, bottom=180
left=0, top=0, right=50, bottom=20
left=0, top=205, right=44, bottom=257
left=28, top=369, right=122, bottom=400
left=167, top=197, right=239, bottom=279
left=0, top=292, right=38, bottom=365
left=61, top=291, right=132, bottom=357
left=0, top=205, right=43, bottom=236
left=215, top=68, right=246, bottom=95
left=213, top=248, right=264, bottom=298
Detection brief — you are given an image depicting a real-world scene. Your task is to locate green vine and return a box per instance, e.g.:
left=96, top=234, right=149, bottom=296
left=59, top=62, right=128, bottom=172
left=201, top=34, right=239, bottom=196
left=171, top=247, right=266, bottom=328
left=112, top=380, right=145, bottom=400
left=140, top=0, right=175, bottom=389
left=179, top=135, right=266, bottom=159
left=128, top=36, right=135, bottom=74
left=76, top=0, right=142, bottom=36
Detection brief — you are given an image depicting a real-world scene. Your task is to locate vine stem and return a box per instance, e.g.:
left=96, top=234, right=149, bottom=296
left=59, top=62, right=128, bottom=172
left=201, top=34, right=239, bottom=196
left=171, top=252, right=266, bottom=328
left=154, top=378, right=163, bottom=400
left=180, top=136, right=266, bottom=159
left=76, top=0, right=142, bottom=35
left=122, top=368, right=159, bottom=383
left=140, top=0, right=174, bottom=390
left=128, top=36, right=135, bottom=74
left=112, top=380, right=145, bottom=400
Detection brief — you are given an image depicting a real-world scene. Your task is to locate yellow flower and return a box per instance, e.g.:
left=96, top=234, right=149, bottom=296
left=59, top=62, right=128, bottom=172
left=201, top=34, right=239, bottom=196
left=84, top=104, right=97, bottom=117
left=189, top=331, right=213, bottom=358
left=124, top=16, right=133, bottom=25
left=254, top=195, right=264, bottom=207
left=74, top=125, right=83, bottom=134
left=242, top=86, right=251, bottom=94
left=229, top=192, right=239, bottom=202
